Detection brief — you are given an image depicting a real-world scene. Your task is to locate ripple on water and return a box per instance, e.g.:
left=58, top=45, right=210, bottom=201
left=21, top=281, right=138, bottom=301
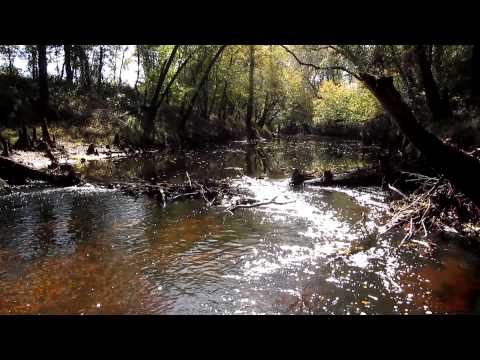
left=1, top=138, right=480, bottom=314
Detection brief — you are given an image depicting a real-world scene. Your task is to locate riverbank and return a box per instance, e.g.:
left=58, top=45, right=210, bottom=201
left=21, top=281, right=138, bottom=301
left=6, top=140, right=128, bottom=171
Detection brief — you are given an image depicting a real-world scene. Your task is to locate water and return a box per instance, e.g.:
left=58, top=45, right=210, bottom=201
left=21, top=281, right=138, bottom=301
left=1, top=136, right=480, bottom=314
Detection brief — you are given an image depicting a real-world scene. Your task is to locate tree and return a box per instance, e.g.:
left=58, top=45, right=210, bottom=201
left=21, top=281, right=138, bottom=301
left=37, top=44, right=53, bottom=145
left=282, top=45, right=480, bottom=208
left=141, top=45, right=180, bottom=144
left=97, top=45, right=104, bottom=89
left=413, top=45, right=450, bottom=120
left=75, top=45, right=91, bottom=90
left=178, top=45, right=227, bottom=138
left=64, top=44, right=73, bottom=85
left=245, top=45, right=256, bottom=141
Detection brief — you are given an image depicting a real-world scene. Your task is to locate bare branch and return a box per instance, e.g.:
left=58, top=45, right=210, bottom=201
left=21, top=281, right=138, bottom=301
left=280, top=45, right=360, bottom=80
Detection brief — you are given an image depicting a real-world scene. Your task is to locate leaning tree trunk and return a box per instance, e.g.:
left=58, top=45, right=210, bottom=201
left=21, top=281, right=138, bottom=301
left=361, top=73, right=480, bottom=208
left=414, top=45, right=448, bottom=121
left=179, top=45, right=226, bottom=138
left=245, top=45, right=255, bottom=141
left=141, top=45, right=180, bottom=144
left=37, top=45, right=53, bottom=146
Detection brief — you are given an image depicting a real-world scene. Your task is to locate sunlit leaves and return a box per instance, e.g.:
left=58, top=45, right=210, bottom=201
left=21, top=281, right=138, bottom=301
left=313, top=80, right=381, bottom=126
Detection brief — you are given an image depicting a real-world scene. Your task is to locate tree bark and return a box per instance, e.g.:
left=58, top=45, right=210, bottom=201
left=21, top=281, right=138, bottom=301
left=134, top=46, right=141, bottom=94
left=156, top=49, right=195, bottom=109
left=257, top=92, right=270, bottom=128
left=97, top=45, right=104, bottom=89
left=0, top=132, right=9, bottom=157
left=37, top=45, right=53, bottom=145
left=361, top=73, right=480, bottom=208
left=7, top=46, right=14, bottom=75
left=245, top=45, right=255, bottom=141
left=389, top=45, right=416, bottom=104
left=141, top=45, right=180, bottom=144
left=414, top=45, right=447, bottom=120
left=76, top=45, right=91, bottom=90
left=118, top=46, right=127, bottom=86
left=64, top=44, right=73, bottom=85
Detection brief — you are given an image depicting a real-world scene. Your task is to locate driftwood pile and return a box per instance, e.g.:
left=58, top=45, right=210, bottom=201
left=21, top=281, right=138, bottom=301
left=106, top=172, right=237, bottom=208
left=106, top=172, right=296, bottom=212
left=381, top=173, right=480, bottom=242
left=290, top=166, right=480, bottom=244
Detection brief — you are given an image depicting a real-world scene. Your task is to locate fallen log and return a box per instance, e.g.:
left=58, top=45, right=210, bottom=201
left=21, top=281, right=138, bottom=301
left=0, top=156, right=81, bottom=186
left=299, top=167, right=384, bottom=188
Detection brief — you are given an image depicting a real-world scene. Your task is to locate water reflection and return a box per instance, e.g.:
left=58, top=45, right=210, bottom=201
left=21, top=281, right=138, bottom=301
left=1, top=136, right=479, bottom=314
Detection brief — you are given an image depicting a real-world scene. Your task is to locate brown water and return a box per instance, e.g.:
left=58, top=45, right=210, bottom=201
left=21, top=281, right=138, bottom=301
left=1, top=137, right=480, bottom=314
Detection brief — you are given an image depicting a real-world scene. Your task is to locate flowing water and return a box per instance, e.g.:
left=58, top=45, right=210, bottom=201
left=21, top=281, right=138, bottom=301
left=1, top=136, right=480, bottom=314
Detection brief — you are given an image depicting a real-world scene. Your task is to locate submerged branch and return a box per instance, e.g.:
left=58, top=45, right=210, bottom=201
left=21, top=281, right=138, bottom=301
left=225, top=195, right=295, bottom=213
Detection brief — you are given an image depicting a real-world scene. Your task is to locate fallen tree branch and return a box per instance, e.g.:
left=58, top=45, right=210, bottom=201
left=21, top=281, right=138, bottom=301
left=388, top=183, right=408, bottom=199
left=225, top=195, right=296, bottom=213
left=398, top=217, right=414, bottom=248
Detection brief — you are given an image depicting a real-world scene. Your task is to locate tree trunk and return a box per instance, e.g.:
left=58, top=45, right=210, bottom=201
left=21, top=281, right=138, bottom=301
left=156, top=49, right=195, bottom=109
left=141, top=46, right=181, bottom=144
left=218, top=81, right=228, bottom=124
left=389, top=46, right=416, bottom=104
left=472, top=45, right=480, bottom=98
left=361, top=73, right=480, bottom=208
left=0, top=132, right=9, bottom=157
left=245, top=45, right=255, bottom=141
left=32, top=127, right=37, bottom=143
left=134, top=46, right=141, bottom=94
left=13, top=125, right=32, bottom=150
left=64, top=44, right=73, bottom=85
left=76, top=46, right=91, bottom=90
left=257, top=92, right=270, bottom=128
left=37, top=45, right=53, bottom=145
left=7, top=46, right=13, bottom=75
left=97, top=46, right=104, bottom=89
left=118, top=46, right=127, bottom=86
left=149, top=46, right=179, bottom=111
left=414, top=45, right=447, bottom=121
left=141, top=107, right=156, bottom=145
left=179, top=45, right=227, bottom=138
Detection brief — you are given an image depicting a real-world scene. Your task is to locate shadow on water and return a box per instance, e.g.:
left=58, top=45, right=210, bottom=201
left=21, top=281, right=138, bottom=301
left=1, top=136, right=480, bottom=314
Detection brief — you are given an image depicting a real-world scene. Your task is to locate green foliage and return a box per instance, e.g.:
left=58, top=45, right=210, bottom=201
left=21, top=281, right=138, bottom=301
left=312, top=80, right=381, bottom=126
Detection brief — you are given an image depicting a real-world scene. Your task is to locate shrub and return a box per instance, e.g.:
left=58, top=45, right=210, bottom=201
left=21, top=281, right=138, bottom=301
left=313, top=80, right=381, bottom=127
